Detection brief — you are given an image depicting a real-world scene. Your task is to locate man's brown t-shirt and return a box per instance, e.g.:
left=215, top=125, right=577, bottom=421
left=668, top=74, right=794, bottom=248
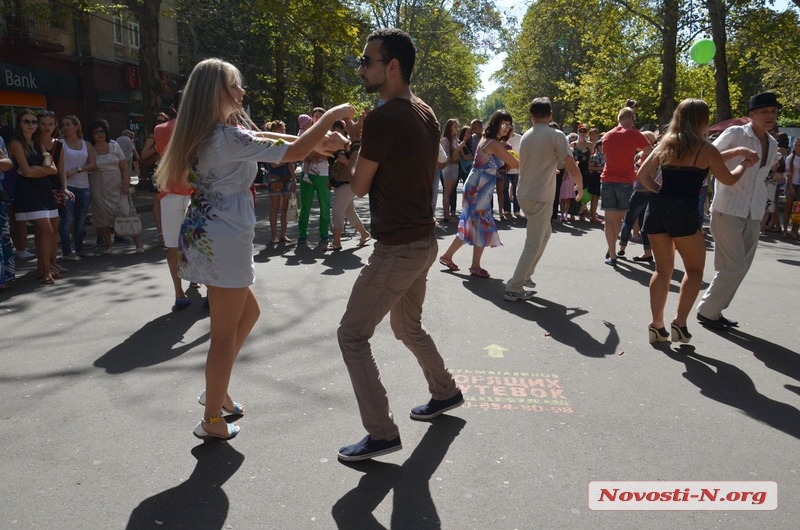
left=360, top=97, right=439, bottom=245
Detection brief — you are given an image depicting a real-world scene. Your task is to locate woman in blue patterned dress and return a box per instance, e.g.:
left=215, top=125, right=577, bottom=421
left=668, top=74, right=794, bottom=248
left=438, top=110, right=519, bottom=278
left=156, top=58, right=353, bottom=440
left=0, top=138, right=14, bottom=290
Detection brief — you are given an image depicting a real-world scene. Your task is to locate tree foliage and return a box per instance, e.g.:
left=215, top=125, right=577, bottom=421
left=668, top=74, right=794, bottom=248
left=499, top=0, right=800, bottom=130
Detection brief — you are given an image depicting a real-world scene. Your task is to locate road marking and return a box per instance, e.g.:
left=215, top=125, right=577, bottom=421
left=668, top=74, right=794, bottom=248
left=483, top=344, right=507, bottom=358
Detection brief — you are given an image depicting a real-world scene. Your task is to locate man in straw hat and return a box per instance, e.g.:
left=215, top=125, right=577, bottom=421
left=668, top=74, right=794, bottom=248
left=697, top=92, right=779, bottom=330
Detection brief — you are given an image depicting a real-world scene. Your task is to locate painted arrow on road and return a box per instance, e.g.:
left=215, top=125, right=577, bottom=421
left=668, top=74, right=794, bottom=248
left=483, top=344, right=508, bottom=358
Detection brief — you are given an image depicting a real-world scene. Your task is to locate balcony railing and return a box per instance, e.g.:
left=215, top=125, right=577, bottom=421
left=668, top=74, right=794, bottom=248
left=2, top=11, right=65, bottom=51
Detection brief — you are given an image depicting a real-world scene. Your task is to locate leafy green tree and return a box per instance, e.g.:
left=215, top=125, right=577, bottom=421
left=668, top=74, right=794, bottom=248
left=478, top=87, right=507, bottom=122
left=355, top=0, right=502, bottom=123
left=726, top=2, right=800, bottom=124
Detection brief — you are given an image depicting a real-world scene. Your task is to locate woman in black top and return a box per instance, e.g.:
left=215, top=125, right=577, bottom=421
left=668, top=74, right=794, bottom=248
left=637, top=99, right=755, bottom=344
left=9, top=110, right=60, bottom=284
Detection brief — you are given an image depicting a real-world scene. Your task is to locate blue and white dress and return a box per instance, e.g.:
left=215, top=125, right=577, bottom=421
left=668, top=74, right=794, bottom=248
left=179, top=125, right=288, bottom=287
left=457, top=140, right=502, bottom=248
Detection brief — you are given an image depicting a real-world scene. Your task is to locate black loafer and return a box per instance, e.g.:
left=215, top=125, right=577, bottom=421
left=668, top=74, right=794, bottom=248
left=697, top=313, right=729, bottom=330
left=633, top=255, right=654, bottom=262
left=719, top=315, right=739, bottom=327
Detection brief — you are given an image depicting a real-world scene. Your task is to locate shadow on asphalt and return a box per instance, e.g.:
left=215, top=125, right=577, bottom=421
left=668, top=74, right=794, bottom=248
left=94, top=293, right=209, bottom=373
left=332, top=415, right=467, bottom=529
left=459, top=279, right=620, bottom=357
left=126, top=442, right=244, bottom=529
left=664, top=345, right=800, bottom=440
left=713, top=327, right=800, bottom=384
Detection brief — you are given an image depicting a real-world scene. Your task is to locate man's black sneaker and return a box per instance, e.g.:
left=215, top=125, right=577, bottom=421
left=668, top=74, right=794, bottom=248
left=409, top=390, right=464, bottom=420
left=337, top=435, right=402, bottom=462
left=719, top=315, right=739, bottom=327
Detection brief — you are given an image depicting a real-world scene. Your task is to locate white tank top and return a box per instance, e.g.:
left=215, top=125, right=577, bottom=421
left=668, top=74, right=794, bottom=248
left=62, top=139, right=90, bottom=188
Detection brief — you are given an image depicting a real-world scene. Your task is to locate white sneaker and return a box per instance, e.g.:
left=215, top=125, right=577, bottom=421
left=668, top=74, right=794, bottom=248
left=15, top=250, right=35, bottom=260
left=524, top=279, right=537, bottom=289
left=62, top=253, right=81, bottom=261
left=504, top=290, right=536, bottom=301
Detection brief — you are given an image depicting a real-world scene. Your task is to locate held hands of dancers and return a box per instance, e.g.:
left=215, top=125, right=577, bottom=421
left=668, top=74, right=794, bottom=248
left=311, top=103, right=357, bottom=157
left=344, top=109, right=368, bottom=142
left=314, top=131, right=349, bottom=158
left=735, top=147, right=759, bottom=167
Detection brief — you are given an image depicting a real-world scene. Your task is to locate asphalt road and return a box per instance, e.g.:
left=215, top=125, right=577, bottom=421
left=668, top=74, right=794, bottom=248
left=1, top=187, right=798, bottom=529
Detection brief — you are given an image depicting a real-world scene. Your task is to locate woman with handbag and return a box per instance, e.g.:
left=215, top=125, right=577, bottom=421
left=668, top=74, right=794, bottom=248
left=88, top=120, right=143, bottom=254
left=38, top=110, right=71, bottom=277
left=155, top=58, right=352, bottom=441
left=326, top=120, right=371, bottom=251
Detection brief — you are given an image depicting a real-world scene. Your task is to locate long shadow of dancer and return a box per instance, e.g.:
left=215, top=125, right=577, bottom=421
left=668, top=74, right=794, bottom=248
left=713, top=327, right=800, bottom=385
left=665, top=346, right=800, bottom=440
left=94, top=306, right=208, bottom=374
left=126, top=443, right=244, bottom=529
left=460, top=283, right=619, bottom=358
left=332, top=416, right=467, bottom=529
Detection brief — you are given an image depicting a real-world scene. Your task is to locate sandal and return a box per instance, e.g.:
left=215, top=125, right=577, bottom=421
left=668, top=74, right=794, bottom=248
left=193, top=417, right=240, bottom=441
left=357, top=235, right=372, bottom=247
left=41, top=274, right=55, bottom=285
left=469, top=267, right=490, bottom=278
left=189, top=282, right=200, bottom=289
left=439, top=256, right=459, bottom=271
left=198, top=390, right=245, bottom=416
left=174, top=297, right=191, bottom=310
left=281, top=235, right=293, bottom=243
left=326, top=243, right=343, bottom=252
left=271, top=237, right=280, bottom=244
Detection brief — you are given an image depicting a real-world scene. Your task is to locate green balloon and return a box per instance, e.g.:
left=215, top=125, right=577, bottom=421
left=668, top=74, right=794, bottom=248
left=580, top=188, right=592, bottom=204
left=690, top=38, right=716, bottom=65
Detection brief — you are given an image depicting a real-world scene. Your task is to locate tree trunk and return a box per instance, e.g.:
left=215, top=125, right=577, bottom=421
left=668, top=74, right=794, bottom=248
left=658, top=0, right=679, bottom=127
left=125, top=1, right=163, bottom=134
left=309, top=43, right=325, bottom=108
left=272, top=4, right=288, bottom=121
left=706, top=0, right=732, bottom=121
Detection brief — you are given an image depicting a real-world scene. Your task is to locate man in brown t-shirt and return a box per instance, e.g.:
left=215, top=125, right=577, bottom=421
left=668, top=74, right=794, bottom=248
left=336, top=28, right=463, bottom=462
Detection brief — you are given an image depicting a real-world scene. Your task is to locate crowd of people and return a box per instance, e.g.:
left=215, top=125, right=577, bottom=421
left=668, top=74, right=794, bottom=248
left=0, top=27, right=795, bottom=462
left=0, top=109, right=157, bottom=289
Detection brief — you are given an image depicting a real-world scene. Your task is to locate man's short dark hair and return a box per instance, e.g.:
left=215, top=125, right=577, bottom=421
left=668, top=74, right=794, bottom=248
left=367, top=28, right=415, bottom=84
left=529, top=97, right=553, bottom=119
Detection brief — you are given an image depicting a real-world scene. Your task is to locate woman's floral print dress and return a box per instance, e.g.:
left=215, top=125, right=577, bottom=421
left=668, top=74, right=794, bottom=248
left=179, top=125, right=288, bottom=287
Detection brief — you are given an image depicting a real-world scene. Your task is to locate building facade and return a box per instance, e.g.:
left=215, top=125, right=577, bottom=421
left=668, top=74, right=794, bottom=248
left=0, top=0, right=179, bottom=143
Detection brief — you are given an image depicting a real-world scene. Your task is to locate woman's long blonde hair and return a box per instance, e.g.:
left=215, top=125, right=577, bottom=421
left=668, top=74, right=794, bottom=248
left=155, top=58, right=256, bottom=191
left=657, top=98, right=709, bottom=165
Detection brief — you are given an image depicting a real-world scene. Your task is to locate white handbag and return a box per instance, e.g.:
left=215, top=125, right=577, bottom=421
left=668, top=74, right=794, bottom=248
left=114, top=194, right=142, bottom=236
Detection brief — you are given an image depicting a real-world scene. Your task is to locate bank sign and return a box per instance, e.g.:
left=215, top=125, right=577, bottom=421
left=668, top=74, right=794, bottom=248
left=1, top=63, right=80, bottom=99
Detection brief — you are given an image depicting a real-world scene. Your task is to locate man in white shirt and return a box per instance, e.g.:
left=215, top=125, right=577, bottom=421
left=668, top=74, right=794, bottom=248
left=697, top=92, right=779, bottom=330
left=504, top=97, right=583, bottom=301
